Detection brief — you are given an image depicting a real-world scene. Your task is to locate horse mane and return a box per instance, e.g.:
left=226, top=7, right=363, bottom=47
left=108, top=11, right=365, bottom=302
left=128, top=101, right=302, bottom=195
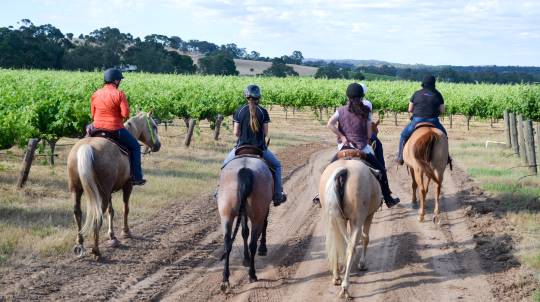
left=412, top=129, right=441, bottom=185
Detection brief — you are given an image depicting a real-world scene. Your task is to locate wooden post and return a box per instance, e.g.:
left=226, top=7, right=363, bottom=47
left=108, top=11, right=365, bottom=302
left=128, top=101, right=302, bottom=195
left=393, top=112, right=398, bottom=126
left=182, top=117, right=190, bottom=129
left=466, top=116, right=472, bottom=131
left=503, top=111, right=511, bottom=148
left=184, top=119, right=197, bottom=147
left=17, top=138, right=40, bottom=188
left=449, top=114, right=453, bottom=129
left=213, top=114, right=224, bottom=141
left=509, top=113, right=519, bottom=156
left=523, top=120, right=537, bottom=175
left=536, top=123, right=540, bottom=170
left=517, top=114, right=528, bottom=164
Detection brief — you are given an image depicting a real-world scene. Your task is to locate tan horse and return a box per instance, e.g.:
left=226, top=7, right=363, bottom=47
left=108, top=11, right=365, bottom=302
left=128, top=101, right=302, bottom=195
left=403, top=126, right=448, bottom=224
left=319, top=159, right=382, bottom=299
left=217, top=156, right=273, bottom=292
left=67, top=112, right=161, bottom=259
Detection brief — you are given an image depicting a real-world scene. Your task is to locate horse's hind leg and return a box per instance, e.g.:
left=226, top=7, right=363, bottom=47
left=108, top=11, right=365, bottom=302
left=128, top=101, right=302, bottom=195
left=241, top=215, right=250, bottom=267
left=433, top=183, right=442, bottom=225
left=72, top=189, right=84, bottom=257
left=121, top=184, right=133, bottom=238
left=410, top=168, right=418, bottom=207
left=418, top=172, right=427, bottom=222
left=359, top=214, right=374, bottom=271
left=248, top=223, right=262, bottom=283
left=258, top=210, right=269, bottom=256
left=221, top=220, right=233, bottom=292
left=340, top=227, right=360, bottom=299
left=107, top=198, right=120, bottom=247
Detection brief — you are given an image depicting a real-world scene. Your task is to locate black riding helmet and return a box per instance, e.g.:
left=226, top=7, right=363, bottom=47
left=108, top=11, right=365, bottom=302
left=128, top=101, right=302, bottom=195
left=244, top=84, right=261, bottom=99
left=421, top=75, right=436, bottom=88
left=346, top=83, right=365, bottom=99
left=104, top=68, right=124, bottom=83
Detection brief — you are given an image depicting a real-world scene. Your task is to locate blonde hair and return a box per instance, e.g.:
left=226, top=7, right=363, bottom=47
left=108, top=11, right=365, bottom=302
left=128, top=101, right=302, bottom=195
left=248, top=98, right=260, bottom=133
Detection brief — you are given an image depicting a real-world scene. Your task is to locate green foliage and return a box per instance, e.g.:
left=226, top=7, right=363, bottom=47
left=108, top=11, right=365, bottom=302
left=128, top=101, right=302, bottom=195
left=198, top=52, right=239, bottom=76
left=0, top=69, right=538, bottom=149
left=262, top=59, right=299, bottom=77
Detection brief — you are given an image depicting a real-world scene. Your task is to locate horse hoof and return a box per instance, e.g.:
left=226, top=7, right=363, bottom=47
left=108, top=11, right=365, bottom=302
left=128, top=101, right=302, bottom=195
left=258, top=247, right=267, bottom=256
left=242, top=258, right=250, bottom=267
left=339, top=288, right=351, bottom=299
left=73, top=245, right=84, bottom=257
left=418, top=216, right=425, bottom=222
left=249, top=275, right=258, bottom=283
left=433, top=216, right=441, bottom=225
left=107, top=238, right=120, bottom=248
left=358, top=263, right=368, bottom=271
left=333, top=278, right=342, bottom=286
left=220, top=282, right=230, bottom=293
left=121, top=230, right=132, bottom=239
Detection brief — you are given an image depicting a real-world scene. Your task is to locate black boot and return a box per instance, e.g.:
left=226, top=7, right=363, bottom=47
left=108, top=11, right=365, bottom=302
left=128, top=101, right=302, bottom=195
left=384, top=194, right=400, bottom=208
left=273, top=193, right=287, bottom=207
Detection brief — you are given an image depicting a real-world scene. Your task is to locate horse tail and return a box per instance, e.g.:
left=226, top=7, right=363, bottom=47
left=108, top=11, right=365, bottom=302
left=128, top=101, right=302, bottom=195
left=221, top=167, right=254, bottom=260
left=77, top=144, right=103, bottom=236
left=413, top=130, right=440, bottom=185
left=323, top=167, right=349, bottom=271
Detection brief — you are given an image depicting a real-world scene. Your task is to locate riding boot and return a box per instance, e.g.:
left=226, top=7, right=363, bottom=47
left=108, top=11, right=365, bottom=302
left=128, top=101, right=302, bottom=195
left=395, top=140, right=405, bottom=165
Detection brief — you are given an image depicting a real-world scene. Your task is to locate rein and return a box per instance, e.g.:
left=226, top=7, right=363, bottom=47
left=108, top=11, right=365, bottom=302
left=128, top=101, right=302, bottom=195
left=141, top=116, right=157, bottom=155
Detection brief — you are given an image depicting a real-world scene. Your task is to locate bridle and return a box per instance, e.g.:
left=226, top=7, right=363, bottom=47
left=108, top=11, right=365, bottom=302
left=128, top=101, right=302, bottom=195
left=142, top=116, right=157, bottom=155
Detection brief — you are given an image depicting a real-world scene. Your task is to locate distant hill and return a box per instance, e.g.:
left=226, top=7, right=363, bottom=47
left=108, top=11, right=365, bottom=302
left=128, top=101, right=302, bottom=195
left=181, top=51, right=318, bottom=76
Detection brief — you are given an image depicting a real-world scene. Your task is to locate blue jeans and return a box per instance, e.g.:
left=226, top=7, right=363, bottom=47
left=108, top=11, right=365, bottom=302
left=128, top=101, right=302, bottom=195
left=117, top=128, right=143, bottom=180
left=398, top=117, right=447, bottom=159
left=223, top=148, right=283, bottom=197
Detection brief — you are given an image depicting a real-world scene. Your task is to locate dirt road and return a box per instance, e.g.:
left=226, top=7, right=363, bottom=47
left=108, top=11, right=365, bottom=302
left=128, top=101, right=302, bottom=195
left=0, top=143, right=519, bottom=301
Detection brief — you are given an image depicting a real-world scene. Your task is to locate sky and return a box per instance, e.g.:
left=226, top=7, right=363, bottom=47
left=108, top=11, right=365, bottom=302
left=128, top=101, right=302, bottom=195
left=1, top=0, right=539, bottom=66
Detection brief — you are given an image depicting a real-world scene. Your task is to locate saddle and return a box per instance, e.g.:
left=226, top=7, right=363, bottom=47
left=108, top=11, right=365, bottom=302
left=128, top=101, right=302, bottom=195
left=222, top=145, right=275, bottom=174
left=85, top=124, right=129, bottom=156
left=414, top=122, right=436, bottom=130
left=334, top=146, right=381, bottom=180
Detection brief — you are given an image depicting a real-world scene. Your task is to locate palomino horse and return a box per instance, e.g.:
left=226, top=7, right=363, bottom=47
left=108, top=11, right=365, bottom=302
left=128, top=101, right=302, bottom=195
left=67, top=112, right=161, bottom=259
left=403, top=125, right=448, bottom=224
left=217, top=154, right=273, bottom=292
left=319, top=156, right=382, bottom=299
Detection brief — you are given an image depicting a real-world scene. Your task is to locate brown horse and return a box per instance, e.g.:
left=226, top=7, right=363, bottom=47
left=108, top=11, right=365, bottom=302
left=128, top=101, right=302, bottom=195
left=67, top=112, right=161, bottom=259
left=217, top=155, right=273, bottom=292
left=319, top=158, right=382, bottom=299
left=403, top=125, right=448, bottom=224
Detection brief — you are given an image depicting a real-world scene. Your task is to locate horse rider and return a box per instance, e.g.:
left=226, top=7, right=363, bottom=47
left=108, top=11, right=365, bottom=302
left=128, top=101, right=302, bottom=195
left=222, top=84, right=287, bottom=206
left=90, top=68, right=146, bottom=186
left=327, top=83, right=400, bottom=208
left=396, top=75, right=449, bottom=165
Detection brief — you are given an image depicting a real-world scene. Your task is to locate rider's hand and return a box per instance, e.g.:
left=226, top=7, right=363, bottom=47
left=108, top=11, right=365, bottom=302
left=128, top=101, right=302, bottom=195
left=341, top=136, right=349, bottom=146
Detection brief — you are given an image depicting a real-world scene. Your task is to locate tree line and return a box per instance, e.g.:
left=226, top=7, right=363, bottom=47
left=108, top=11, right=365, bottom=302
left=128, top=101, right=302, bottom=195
left=0, top=19, right=306, bottom=77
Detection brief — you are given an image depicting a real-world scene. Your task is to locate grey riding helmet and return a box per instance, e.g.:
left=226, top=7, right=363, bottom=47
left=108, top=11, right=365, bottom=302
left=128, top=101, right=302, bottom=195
left=104, top=68, right=124, bottom=83
left=244, top=84, right=261, bottom=99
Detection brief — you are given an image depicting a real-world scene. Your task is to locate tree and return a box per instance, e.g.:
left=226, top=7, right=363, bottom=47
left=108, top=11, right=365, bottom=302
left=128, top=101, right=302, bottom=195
left=290, top=50, right=304, bottom=65
left=247, top=51, right=260, bottom=60
left=123, top=41, right=195, bottom=74
left=198, top=52, right=238, bottom=75
left=262, top=58, right=299, bottom=77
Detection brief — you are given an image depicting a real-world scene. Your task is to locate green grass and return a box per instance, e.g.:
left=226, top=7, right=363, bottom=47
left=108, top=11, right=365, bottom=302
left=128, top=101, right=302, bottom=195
left=362, top=72, right=397, bottom=81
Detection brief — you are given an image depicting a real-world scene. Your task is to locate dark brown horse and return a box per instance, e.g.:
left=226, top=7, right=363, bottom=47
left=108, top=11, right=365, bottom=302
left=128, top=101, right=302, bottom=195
left=403, top=125, right=448, bottom=224
left=217, top=155, right=273, bottom=292
left=67, top=112, right=161, bottom=259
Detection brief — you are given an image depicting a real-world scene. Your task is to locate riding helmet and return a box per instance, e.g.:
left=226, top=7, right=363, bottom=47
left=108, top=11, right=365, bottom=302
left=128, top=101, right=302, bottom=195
left=346, top=83, right=364, bottom=98
left=104, top=68, right=124, bottom=83
left=244, top=84, right=261, bottom=99
left=421, top=75, right=436, bottom=88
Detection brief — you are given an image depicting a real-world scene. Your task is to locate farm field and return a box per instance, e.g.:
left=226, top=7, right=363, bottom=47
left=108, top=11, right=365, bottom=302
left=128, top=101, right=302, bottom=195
left=0, top=107, right=538, bottom=301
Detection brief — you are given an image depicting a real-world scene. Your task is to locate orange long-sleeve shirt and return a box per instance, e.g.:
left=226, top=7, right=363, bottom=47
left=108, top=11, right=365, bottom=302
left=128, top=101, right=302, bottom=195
left=91, top=84, right=130, bottom=131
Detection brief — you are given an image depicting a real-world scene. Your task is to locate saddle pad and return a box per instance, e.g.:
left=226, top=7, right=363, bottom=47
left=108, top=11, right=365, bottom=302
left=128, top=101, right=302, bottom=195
left=89, top=131, right=129, bottom=156
left=235, top=145, right=264, bottom=157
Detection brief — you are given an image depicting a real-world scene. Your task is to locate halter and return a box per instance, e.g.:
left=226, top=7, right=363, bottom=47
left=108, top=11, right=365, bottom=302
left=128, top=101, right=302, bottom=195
left=144, top=116, right=156, bottom=146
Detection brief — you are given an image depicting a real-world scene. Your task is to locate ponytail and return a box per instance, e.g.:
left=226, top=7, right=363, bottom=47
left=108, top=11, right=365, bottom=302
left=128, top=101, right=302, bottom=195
left=248, top=99, right=260, bottom=133
left=348, top=98, right=370, bottom=119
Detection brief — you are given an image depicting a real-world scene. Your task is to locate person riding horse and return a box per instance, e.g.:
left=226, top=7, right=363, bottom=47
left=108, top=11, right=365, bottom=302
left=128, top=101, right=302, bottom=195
left=327, top=83, right=400, bottom=208
left=396, top=75, right=449, bottom=165
left=90, top=68, right=146, bottom=186
left=222, top=84, right=287, bottom=206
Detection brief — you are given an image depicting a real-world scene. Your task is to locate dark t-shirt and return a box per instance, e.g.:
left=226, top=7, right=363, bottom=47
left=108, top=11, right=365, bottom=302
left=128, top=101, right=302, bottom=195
left=410, top=88, right=444, bottom=118
left=233, top=104, right=270, bottom=150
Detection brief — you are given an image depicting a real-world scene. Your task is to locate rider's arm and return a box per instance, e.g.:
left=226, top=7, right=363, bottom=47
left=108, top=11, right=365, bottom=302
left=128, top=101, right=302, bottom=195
left=327, top=112, right=347, bottom=143
left=233, top=122, right=240, bottom=138
left=408, top=102, right=414, bottom=113
left=263, top=122, right=269, bottom=137
left=367, top=119, right=372, bottom=139
left=119, top=92, right=130, bottom=122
